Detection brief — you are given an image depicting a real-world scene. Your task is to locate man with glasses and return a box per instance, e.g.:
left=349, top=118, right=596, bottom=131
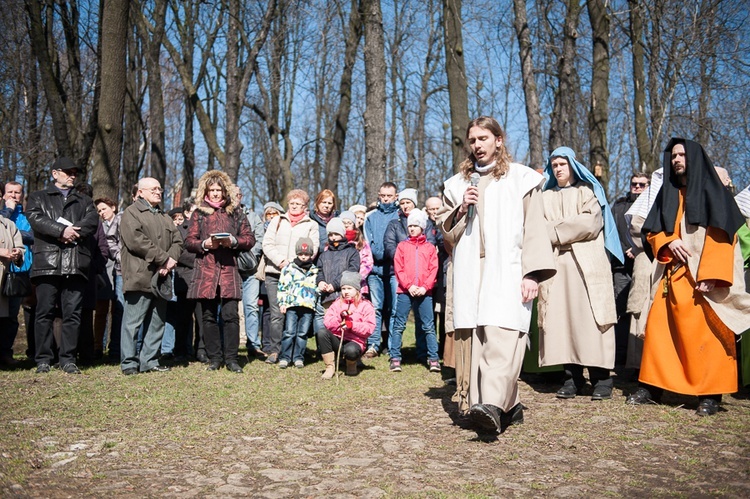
left=363, top=182, right=400, bottom=357
left=611, top=172, right=650, bottom=366
left=119, top=177, right=183, bottom=375
left=26, top=157, right=99, bottom=374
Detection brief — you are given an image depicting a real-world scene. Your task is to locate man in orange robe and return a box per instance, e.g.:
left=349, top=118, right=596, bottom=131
left=627, top=138, right=750, bottom=416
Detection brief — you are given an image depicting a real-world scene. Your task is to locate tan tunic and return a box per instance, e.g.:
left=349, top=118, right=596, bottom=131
left=538, top=184, right=616, bottom=369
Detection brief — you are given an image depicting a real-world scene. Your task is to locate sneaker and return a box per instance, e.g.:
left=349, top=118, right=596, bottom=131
left=363, top=347, right=379, bottom=359
left=265, top=353, right=278, bottom=364
left=36, top=363, right=51, bottom=374
left=428, top=359, right=441, bottom=373
left=389, top=358, right=402, bottom=372
left=278, top=359, right=289, bottom=369
left=294, top=360, right=304, bottom=369
left=61, top=363, right=81, bottom=374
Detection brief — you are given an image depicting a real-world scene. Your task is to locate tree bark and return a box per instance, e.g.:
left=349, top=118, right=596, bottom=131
left=442, top=0, right=469, bottom=172
left=512, top=0, right=543, bottom=169
left=92, top=0, right=129, bottom=200
left=587, top=0, right=610, bottom=191
left=362, top=0, right=387, bottom=200
left=628, top=0, right=651, bottom=172
left=548, top=0, right=582, bottom=152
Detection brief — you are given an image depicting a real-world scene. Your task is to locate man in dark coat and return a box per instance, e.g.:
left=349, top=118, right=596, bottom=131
left=26, top=157, right=99, bottom=374
left=119, top=177, right=183, bottom=375
left=610, top=172, right=650, bottom=366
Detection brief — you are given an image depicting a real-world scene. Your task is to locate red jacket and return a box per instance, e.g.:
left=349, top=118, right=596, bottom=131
left=393, top=234, right=438, bottom=295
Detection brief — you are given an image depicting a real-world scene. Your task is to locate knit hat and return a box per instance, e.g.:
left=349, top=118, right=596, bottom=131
left=263, top=201, right=285, bottom=215
left=398, top=188, right=418, bottom=206
left=407, top=208, right=428, bottom=230
left=340, top=210, right=357, bottom=225
left=151, top=272, right=174, bottom=301
left=326, top=218, right=346, bottom=237
left=349, top=204, right=367, bottom=215
left=340, top=271, right=361, bottom=291
left=295, top=237, right=314, bottom=256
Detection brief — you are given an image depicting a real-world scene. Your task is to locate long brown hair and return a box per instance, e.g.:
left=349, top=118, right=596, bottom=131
left=458, top=116, right=513, bottom=180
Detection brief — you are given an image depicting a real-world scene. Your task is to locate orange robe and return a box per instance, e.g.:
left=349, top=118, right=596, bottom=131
left=640, top=189, right=738, bottom=395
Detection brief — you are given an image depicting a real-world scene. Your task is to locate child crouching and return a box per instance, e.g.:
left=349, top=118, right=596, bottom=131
left=390, top=209, right=440, bottom=372
left=277, top=238, right=318, bottom=368
left=317, top=271, right=375, bottom=379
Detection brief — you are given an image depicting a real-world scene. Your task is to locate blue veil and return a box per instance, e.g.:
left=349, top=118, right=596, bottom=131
left=543, top=146, right=624, bottom=264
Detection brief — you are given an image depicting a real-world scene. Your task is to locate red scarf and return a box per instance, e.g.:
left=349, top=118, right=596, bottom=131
left=288, top=210, right=306, bottom=227
left=345, top=229, right=357, bottom=242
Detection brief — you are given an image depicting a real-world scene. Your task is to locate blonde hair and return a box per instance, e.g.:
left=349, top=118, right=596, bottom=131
left=458, top=116, right=513, bottom=180
left=286, top=189, right=310, bottom=206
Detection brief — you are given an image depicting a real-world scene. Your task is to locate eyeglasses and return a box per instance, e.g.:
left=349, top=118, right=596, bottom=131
left=631, top=182, right=648, bottom=188
left=142, top=187, right=164, bottom=193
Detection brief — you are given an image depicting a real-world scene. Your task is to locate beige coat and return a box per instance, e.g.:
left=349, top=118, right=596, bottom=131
left=538, top=184, right=616, bottom=369
left=262, top=212, right=320, bottom=277
left=0, top=215, right=25, bottom=317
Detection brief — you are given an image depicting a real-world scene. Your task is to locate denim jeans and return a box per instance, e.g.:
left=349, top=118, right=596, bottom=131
left=241, top=275, right=261, bottom=350
left=389, top=275, right=427, bottom=359
left=121, top=291, right=166, bottom=372
left=264, top=273, right=283, bottom=355
left=389, top=293, right=438, bottom=361
left=108, top=274, right=124, bottom=360
left=366, top=273, right=394, bottom=351
left=280, top=307, right=313, bottom=362
left=313, top=298, right=326, bottom=335
left=161, top=319, right=175, bottom=354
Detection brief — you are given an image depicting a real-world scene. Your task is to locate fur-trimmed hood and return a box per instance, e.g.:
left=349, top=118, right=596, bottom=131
left=194, top=170, right=239, bottom=216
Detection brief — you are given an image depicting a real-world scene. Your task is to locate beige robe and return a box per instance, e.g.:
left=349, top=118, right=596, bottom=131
left=538, top=184, right=616, bottom=370
left=0, top=216, right=25, bottom=317
left=442, top=165, right=555, bottom=413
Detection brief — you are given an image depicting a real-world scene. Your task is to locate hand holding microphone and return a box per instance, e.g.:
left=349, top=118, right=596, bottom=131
left=463, top=172, right=480, bottom=219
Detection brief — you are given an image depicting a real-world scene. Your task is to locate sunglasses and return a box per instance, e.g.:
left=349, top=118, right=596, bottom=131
left=631, top=182, right=648, bottom=188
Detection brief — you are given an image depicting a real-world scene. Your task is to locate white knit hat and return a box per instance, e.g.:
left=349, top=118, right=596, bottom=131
left=398, top=188, right=418, bottom=206
left=407, top=208, right=428, bottom=230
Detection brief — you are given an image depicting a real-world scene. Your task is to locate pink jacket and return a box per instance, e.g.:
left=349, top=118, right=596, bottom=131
left=323, top=297, right=376, bottom=351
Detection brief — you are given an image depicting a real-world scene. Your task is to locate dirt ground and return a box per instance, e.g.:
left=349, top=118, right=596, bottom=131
left=2, top=330, right=749, bottom=498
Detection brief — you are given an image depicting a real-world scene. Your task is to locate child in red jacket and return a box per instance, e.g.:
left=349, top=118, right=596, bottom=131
left=390, top=209, right=440, bottom=372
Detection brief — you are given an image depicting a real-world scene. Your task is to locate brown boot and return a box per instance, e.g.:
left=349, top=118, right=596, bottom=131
left=345, top=359, right=358, bottom=376
left=321, top=352, right=335, bottom=380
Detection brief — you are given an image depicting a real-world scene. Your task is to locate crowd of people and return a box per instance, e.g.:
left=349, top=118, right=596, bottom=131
left=1, top=116, right=749, bottom=436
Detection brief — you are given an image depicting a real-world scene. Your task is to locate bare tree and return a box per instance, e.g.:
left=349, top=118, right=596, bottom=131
left=442, top=0, right=469, bottom=172
left=91, top=0, right=129, bottom=200
left=362, top=0, right=387, bottom=200
left=587, top=0, right=610, bottom=190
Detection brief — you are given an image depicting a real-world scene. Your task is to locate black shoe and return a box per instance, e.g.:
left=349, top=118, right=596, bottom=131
left=36, top=363, right=51, bottom=374
left=592, top=384, right=613, bottom=401
left=207, top=361, right=222, bottom=371
left=469, top=404, right=501, bottom=433
left=142, top=365, right=170, bottom=373
left=501, top=403, right=525, bottom=427
left=61, top=363, right=81, bottom=374
left=226, top=362, right=243, bottom=373
left=696, top=398, right=719, bottom=417
left=122, top=367, right=138, bottom=376
left=626, top=387, right=657, bottom=405
left=196, top=352, right=209, bottom=364
left=556, top=379, right=578, bottom=399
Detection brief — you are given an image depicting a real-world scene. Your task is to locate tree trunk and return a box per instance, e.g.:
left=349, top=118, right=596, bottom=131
left=512, top=0, right=543, bottom=169
left=362, top=0, right=387, bottom=200
left=587, top=0, right=609, bottom=191
left=628, top=0, right=651, bottom=172
left=442, top=0, right=469, bottom=172
left=92, top=0, right=129, bottom=200
left=548, top=0, right=582, bottom=152
left=323, top=0, right=363, bottom=192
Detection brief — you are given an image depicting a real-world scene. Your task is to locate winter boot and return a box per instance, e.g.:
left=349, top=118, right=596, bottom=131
left=321, top=352, right=336, bottom=380
left=345, top=359, right=358, bottom=376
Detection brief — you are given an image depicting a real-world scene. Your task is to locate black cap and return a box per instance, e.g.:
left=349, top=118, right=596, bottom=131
left=53, top=157, right=79, bottom=172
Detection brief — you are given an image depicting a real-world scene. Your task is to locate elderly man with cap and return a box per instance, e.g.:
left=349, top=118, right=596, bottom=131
left=383, top=188, right=437, bottom=362
left=26, top=157, right=99, bottom=374
left=119, top=177, right=183, bottom=375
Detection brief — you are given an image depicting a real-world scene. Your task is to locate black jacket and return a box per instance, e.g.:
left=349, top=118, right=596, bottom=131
left=316, top=240, right=360, bottom=304
left=26, top=185, right=99, bottom=280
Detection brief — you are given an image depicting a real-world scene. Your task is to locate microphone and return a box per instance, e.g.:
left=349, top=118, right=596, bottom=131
left=467, top=172, right=480, bottom=219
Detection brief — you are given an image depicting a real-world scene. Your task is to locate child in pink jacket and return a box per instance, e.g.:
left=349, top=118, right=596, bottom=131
left=390, top=209, right=439, bottom=373
left=318, top=271, right=375, bottom=379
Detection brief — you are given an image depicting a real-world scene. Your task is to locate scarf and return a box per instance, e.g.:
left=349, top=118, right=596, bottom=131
left=315, top=210, right=335, bottom=225
left=204, top=196, right=226, bottom=210
left=293, top=257, right=314, bottom=270
left=288, top=210, right=306, bottom=227
left=642, top=138, right=744, bottom=259
left=474, top=160, right=496, bottom=173
left=543, top=146, right=624, bottom=264
left=345, top=229, right=357, bottom=242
